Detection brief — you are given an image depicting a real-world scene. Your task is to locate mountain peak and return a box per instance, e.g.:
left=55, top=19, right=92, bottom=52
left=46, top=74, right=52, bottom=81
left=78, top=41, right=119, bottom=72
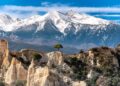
left=65, top=11, right=110, bottom=25
left=0, top=14, right=14, bottom=25
left=46, top=11, right=110, bottom=25
left=0, top=11, right=112, bottom=32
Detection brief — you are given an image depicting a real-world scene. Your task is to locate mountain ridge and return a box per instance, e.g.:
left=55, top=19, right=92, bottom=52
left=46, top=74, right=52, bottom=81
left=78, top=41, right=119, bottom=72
left=0, top=11, right=112, bottom=32
left=0, top=11, right=120, bottom=52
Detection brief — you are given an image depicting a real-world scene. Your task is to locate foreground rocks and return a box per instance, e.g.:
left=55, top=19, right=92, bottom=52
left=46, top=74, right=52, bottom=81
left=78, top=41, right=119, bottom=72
left=0, top=39, right=120, bottom=86
left=4, top=49, right=86, bottom=86
left=27, top=51, right=68, bottom=86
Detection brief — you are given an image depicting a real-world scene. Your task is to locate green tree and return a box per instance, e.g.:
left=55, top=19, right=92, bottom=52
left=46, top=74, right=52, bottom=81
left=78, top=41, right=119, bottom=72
left=54, top=43, right=63, bottom=51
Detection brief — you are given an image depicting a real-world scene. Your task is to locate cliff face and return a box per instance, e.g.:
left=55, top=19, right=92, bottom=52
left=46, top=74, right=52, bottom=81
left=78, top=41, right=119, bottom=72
left=4, top=48, right=120, bottom=86
left=0, top=40, right=86, bottom=86
left=0, top=39, right=10, bottom=69
left=26, top=51, right=68, bottom=86
left=27, top=64, right=49, bottom=86
left=5, top=58, right=17, bottom=84
left=26, top=51, right=89, bottom=86
left=88, top=47, right=119, bottom=68
left=47, top=51, right=63, bottom=67
left=5, top=58, right=27, bottom=85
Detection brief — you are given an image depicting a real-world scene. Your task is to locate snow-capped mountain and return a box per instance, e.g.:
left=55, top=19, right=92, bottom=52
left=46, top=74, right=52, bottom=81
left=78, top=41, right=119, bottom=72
left=0, top=11, right=120, bottom=50
left=0, top=11, right=111, bottom=32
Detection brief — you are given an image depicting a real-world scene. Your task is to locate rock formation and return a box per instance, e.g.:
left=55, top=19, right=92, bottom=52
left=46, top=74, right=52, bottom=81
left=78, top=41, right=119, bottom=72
left=47, top=51, right=63, bottom=67
left=26, top=52, right=68, bottom=86
left=5, top=58, right=27, bottom=85
left=88, top=47, right=119, bottom=68
left=0, top=39, right=120, bottom=86
left=0, top=39, right=10, bottom=69
left=17, top=62, right=27, bottom=81
left=5, top=58, right=18, bottom=84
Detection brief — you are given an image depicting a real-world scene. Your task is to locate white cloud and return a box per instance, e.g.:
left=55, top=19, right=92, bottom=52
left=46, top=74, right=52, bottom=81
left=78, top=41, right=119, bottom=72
left=0, top=5, right=40, bottom=18
left=1, top=5, right=120, bottom=18
left=95, top=14, right=120, bottom=17
left=0, top=10, right=39, bottom=19
left=41, top=1, right=70, bottom=7
left=41, top=2, right=51, bottom=6
left=2, top=5, right=120, bottom=13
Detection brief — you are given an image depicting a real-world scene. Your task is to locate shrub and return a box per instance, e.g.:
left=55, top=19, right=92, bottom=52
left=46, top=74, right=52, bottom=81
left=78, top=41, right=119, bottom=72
left=14, top=80, right=26, bottom=86
left=0, top=81, right=5, bottom=86
left=86, top=71, right=100, bottom=86
left=33, top=53, right=42, bottom=61
left=64, top=57, right=88, bottom=80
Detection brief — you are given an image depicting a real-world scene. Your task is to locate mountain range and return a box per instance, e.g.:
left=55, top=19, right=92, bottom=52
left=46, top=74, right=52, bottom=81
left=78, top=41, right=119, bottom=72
left=0, top=11, right=120, bottom=53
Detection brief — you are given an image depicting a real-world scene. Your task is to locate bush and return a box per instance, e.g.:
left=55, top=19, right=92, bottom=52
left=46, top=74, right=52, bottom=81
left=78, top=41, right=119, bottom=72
left=33, top=53, right=42, bottom=61
left=64, top=57, right=88, bottom=80
left=0, top=81, right=5, bottom=86
left=86, top=71, right=100, bottom=86
left=14, top=80, right=26, bottom=86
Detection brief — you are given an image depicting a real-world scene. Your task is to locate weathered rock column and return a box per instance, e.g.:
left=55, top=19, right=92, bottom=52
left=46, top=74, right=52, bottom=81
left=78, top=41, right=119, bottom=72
left=5, top=58, right=17, bottom=85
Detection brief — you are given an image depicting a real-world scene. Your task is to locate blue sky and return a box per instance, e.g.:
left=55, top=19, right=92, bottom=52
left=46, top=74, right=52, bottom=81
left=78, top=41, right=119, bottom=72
left=0, top=0, right=120, bottom=7
left=0, top=0, right=120, bottom=22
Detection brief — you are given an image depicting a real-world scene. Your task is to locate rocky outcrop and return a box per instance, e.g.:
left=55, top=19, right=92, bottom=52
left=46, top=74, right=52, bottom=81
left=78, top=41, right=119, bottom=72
left=5, top=58, right=17, bottom=84
left=1, top=41, right=120, bottom=86
left=5, top=58, right=27, bottom=85
left=17, top=62, right=27, bottom=80
left=0, top=39, right=10, bottom=69
left=26, top=59, right=36, bottom=86
left=47, top=51, right=63, bottom=67
left=10, top=49, right=46, bottom=68
left=26, top=51, right=68, bottom=86
left=4, top=48, right=120, bottom=86
left=26, top=51, right=91, bottom=86
left=88, top=47, right=119, bottom=68
left=27, top=65, right=67, bottom=86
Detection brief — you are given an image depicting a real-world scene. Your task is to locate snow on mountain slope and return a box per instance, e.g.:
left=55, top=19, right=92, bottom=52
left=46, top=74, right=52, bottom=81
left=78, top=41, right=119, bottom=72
left=0, top=14, right=14, bottom=25
left=0, top=14, right=20, bottom=31
left=0, top=11, right=111, bottom=33
left=40, top=11, right=111, bottom=33
left=65, top=11, right=110, bottom=25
